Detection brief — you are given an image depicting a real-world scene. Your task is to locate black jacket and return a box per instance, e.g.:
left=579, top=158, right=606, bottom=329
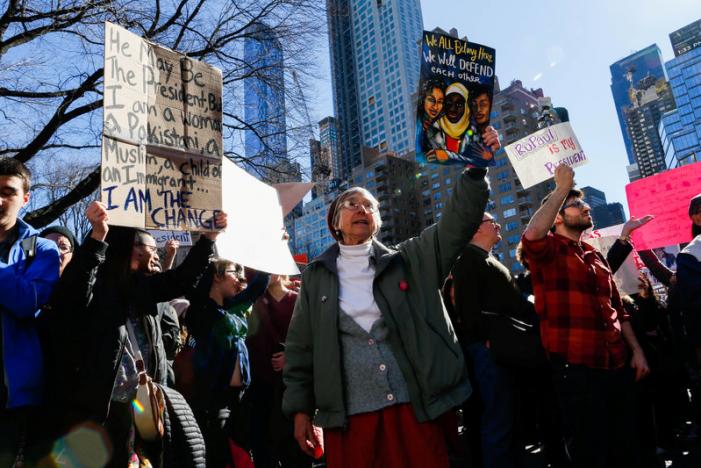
left=52, top=236, right=214, bottom=421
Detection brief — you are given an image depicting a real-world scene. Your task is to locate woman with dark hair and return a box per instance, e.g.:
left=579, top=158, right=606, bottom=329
left=183, top=259, right=269, bottom=467
left=416, top=78, right=445, bottom=161
left=53, top=200, right=226, bottom=466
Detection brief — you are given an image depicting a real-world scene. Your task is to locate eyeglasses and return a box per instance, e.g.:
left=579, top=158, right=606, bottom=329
left=225, top=269, right=247, bottom=283
left=339, top=199, right=378, bottom=213
left=481, top=219, right=498, bottom=226
left=56, top=244, right=73, bottom=254
left=134, top=243, right=158, bottom=254
left=561, top=199, right=590, bottom=211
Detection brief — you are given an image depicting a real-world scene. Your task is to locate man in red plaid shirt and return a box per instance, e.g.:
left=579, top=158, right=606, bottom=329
left=521, top=164, right=649, bottom=468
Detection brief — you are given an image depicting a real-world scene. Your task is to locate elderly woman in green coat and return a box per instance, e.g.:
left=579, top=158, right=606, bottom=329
left=283, top=128, right=499, bottom=468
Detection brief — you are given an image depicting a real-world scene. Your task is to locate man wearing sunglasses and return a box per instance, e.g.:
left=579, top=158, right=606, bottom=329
left=520, top=164, right=648, bottom=468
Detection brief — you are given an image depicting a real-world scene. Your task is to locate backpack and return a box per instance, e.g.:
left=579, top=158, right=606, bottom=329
left=20, top=234, right=38, bottom=270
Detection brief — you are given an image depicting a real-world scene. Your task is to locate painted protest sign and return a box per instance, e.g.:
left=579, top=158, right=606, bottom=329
left=626, top=161, right=701, bottom=250
left=584, top=224, right=642, bottom=295
left=503, top=122, right=587, bottom=189
left=415, top=31, right=496, bottom=167
left=147, top=230, right=193, bottom=248
left=102, top=22, right=223, bottom=230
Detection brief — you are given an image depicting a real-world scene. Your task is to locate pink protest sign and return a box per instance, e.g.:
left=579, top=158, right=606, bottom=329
left=625, top=162, right=701, bottom=250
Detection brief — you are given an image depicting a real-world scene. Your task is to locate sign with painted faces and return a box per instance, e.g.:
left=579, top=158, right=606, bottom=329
left=416, top=31, right=496, bottom=167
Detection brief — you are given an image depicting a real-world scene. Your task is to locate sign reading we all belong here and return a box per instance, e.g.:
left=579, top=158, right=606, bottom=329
left=101, top=22, right=223, bottom=231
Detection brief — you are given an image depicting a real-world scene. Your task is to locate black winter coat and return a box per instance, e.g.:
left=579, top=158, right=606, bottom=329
left=51, top=236, right=214, bottom=422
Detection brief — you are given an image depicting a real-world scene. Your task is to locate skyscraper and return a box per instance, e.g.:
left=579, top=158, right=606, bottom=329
left=487, top=80, right=558, bottom=273
left=622, top=74, right=675, bottom=178
left=659, top=19, right=701, bottom=169
left=610, top=46, right=667, bottom=165
left=327, top=0, right=423, bottom=179
left=243, top=22, right=288, bottom=181
left=319, top=116, right=340, bottom=180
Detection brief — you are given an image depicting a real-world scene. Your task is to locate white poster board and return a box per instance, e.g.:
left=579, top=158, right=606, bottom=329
left=504, top=122, right=588, bottom=189
left=583, top=224, right=642, bottom=295
left=274, top=182, right=315, bottom=216
left=216, top=159, right=300, bottom=275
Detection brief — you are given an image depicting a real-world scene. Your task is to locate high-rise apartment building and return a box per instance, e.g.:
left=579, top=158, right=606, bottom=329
left=610, top=46, right=667, bottom=166
left=581, top=186, right=625, bottom=229
left=243, top=22, right=288, bottom=181
left=488, top=80, right=557, bottom=273
left=622, top=74, right=676, bottom=178
left=659, top=19, right=701, bottom=169
left=327, top=0, right=423, bottom=179
left=319, top=116, right=340, bottom=179
left=581, top=186, right=607, bottom=210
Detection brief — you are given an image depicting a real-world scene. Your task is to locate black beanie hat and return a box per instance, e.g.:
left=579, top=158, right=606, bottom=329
left=690, top=193, right=701, bottom=217
left=40, top=225, right=78, bottom=250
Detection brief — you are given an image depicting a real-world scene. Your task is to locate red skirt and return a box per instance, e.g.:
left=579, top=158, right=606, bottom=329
left=323, top=403, right=450, bottom=468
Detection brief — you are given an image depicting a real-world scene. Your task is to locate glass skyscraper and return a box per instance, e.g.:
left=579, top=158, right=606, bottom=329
left=659, top=19, right=701, bottom=169
left=243, top=22, right=288, bottom=180
left=610, top=45, right=667, bottom=165
left=327, top=0, right=423, bottom=180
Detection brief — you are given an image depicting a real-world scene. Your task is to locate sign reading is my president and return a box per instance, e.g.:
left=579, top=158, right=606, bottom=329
left=102, top=22, right=223, bottom=230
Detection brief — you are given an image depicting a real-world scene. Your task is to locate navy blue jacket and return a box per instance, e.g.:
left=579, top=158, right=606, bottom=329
left=0, top=218, right=59, bottom=408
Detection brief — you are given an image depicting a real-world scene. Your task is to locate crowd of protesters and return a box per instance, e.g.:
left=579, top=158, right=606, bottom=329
left=1, top=128, right=700, bottom=468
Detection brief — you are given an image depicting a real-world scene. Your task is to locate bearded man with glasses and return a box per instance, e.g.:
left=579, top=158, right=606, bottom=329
left=520, top=164, right=649, bottom=468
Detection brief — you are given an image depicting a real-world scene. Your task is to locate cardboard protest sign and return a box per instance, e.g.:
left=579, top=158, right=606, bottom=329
left=274, top=182, right=315, bottom=216
left=216, top=159, right=300, bottom=275
left=415, top=31, right=496, bottom=167
left=626, top=161, right=701, bottom=250
left=101, top=22, right=223, bottom=230
left=584, top=224, right=642, bottom=295
left=147, top=230, right=193, bottom=248
left=503, top=122, right=587, bottom=189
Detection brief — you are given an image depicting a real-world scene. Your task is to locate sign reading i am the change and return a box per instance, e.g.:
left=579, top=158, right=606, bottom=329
left=101, top=22, right=223, bottom=231
left=415, top=31, right=496, bottom=167
left=503, top=122, right=588, bottom=189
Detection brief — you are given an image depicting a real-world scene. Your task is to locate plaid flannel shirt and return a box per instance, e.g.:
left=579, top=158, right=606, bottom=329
left=521, top=232, right=630, bottom=370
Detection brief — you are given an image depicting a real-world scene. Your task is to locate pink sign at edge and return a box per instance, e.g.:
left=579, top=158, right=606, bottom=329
left=625, top=162, right=701, bottom=250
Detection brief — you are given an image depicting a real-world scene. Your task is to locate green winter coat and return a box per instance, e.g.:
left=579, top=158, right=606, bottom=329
left=282, top=169, right=489, bottom=428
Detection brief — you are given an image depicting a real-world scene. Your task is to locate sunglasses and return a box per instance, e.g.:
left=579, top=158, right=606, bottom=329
left=561, top=199, right=590, bottom=211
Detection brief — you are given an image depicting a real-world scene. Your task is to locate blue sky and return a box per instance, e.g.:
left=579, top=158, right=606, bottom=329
left=307, top=0, right=699, bottom=213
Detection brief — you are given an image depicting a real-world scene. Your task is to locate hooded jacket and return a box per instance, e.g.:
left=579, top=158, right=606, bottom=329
left=0, top=218, right=60, bottom=409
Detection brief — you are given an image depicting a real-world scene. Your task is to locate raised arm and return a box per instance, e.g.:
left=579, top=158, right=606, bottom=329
left=523, top=164, right=574, bottom=241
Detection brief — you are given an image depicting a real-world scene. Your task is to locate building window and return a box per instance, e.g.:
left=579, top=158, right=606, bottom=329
left=498, top=182, right=512, bottom=193
left=503, top=208, right=517, bottom=218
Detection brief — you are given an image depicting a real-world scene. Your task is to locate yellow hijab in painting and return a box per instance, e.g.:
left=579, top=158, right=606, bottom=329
left=439, top=83, right=470, bottom=139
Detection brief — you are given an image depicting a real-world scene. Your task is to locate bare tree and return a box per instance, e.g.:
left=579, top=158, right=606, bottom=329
left=27, top=158, right=97, bottom=239
left=0, top=0, right=324, bottom=227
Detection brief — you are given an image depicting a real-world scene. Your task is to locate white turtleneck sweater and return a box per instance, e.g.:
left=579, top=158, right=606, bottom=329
left=337, top=241, right=382, bottom=333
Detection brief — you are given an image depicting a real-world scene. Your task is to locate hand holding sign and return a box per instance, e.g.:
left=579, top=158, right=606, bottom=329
left=202, top=211, right=228, bottom=241
left=87, top=201, right=110, bottom=242
left=554, top=164, right=575, bottom=191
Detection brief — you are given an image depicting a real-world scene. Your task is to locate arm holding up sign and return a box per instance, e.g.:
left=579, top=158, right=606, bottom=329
left=163, top=239, right=180, bottom=271
left=523, top=164, right=574, bottom=242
